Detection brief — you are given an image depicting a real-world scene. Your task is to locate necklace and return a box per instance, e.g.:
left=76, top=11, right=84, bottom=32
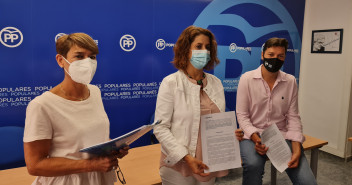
left=186, top=72, right=206, bottom=89
left=59, top=84, right=89, bottom=101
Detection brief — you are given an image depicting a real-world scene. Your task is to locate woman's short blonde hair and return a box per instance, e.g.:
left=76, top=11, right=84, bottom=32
left=56, top=33, right=99, bottom=57
left=172, top=26, right=220, bottom=71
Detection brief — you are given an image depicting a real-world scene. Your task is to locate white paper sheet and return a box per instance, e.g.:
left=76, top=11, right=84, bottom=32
left=201, top=111, right=241, bottom=173
left=261, top=124, right=292, bottom=173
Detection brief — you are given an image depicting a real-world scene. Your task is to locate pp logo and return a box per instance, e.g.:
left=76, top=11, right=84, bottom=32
left=55, top=33, right=66, bottom=42
left=156, top=39, right=166, bottom=50
left=264, top=61, right=272, bottom=68
left=120, top=34, right=136, bottom=52
left=0, top=27, right=23, bottom=48
left=229, top=43, right=237, bottom=53
left=194, top=0, right=302, bottom=90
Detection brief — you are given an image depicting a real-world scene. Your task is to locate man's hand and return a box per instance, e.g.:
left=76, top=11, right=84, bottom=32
left=251, top=133, right=268, bottom=155
left=235, top=129, right=244, bottom=141
left=288, top=141, right=301, bottom=168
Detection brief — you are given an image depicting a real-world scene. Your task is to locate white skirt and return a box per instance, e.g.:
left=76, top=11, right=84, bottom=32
left=31, top=170, right=117, bottom=185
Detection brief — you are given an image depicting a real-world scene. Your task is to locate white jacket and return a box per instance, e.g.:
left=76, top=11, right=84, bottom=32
left=153, top=70, right=225, bottom=166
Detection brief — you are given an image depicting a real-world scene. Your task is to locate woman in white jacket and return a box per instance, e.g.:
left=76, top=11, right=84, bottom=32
left=153, top=26, right=231, bottom=185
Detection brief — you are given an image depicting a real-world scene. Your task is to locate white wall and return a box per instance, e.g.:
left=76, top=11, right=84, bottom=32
left=299, top=0, right=352, bottom=158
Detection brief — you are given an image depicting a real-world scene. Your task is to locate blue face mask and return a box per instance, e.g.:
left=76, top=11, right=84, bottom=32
left=190, top=50, right=210, bottom=69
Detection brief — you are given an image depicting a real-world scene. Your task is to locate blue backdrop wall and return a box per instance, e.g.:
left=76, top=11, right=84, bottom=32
left=0, top=0, right=305, bottom=148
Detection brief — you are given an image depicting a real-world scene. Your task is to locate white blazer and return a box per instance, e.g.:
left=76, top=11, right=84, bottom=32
left=153, top=70, right=225, bottom=166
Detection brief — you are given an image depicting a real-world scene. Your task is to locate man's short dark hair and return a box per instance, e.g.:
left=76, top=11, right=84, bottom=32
left=263, top=38, right=289, bottom=53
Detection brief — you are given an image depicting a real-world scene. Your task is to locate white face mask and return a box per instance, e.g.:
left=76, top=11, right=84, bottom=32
left=62, top=56, right=97, bottom=85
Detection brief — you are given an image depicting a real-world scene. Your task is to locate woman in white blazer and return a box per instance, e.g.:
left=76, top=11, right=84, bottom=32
left=153, top=26, right=242, bottom=185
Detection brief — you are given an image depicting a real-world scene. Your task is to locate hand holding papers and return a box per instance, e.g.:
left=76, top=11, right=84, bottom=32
left=80, top=120, right=161, bottom=156
left=261, top=124, right=292, bottom=173
left=201, top=111, right=241, bottom=173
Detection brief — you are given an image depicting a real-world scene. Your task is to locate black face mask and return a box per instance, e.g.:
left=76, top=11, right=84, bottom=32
left=262, top=57, right=284, bottom=73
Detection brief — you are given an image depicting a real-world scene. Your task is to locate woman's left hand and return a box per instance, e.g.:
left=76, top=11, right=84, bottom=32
left=288, top=141, right=301, bottom=168
left=183, top=155, right=210, bottom=177
left=112, top=146, right=130, bottom=159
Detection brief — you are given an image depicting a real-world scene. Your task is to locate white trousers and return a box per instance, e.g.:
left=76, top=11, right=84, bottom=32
left=159, top=166, right=216, bottom=185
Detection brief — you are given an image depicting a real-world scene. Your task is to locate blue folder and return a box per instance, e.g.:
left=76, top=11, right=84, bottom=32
left=79, top=120, right=161, bottom=156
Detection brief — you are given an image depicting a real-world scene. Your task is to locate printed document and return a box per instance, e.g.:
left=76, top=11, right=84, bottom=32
left=201, top=111, right=241, bottom=173
left=80, top=120, right=161, bottom=156
left=261, top=124, right=291, bottom=173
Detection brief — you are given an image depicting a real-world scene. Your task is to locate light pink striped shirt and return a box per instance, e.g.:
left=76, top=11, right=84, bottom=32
left=236, top=65, right=304, bottom=143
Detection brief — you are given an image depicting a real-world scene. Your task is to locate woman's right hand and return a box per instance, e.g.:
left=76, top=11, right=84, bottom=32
left=89, top=155, right=119, bottom=172
left=183, top=155, right=210, bottom=177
